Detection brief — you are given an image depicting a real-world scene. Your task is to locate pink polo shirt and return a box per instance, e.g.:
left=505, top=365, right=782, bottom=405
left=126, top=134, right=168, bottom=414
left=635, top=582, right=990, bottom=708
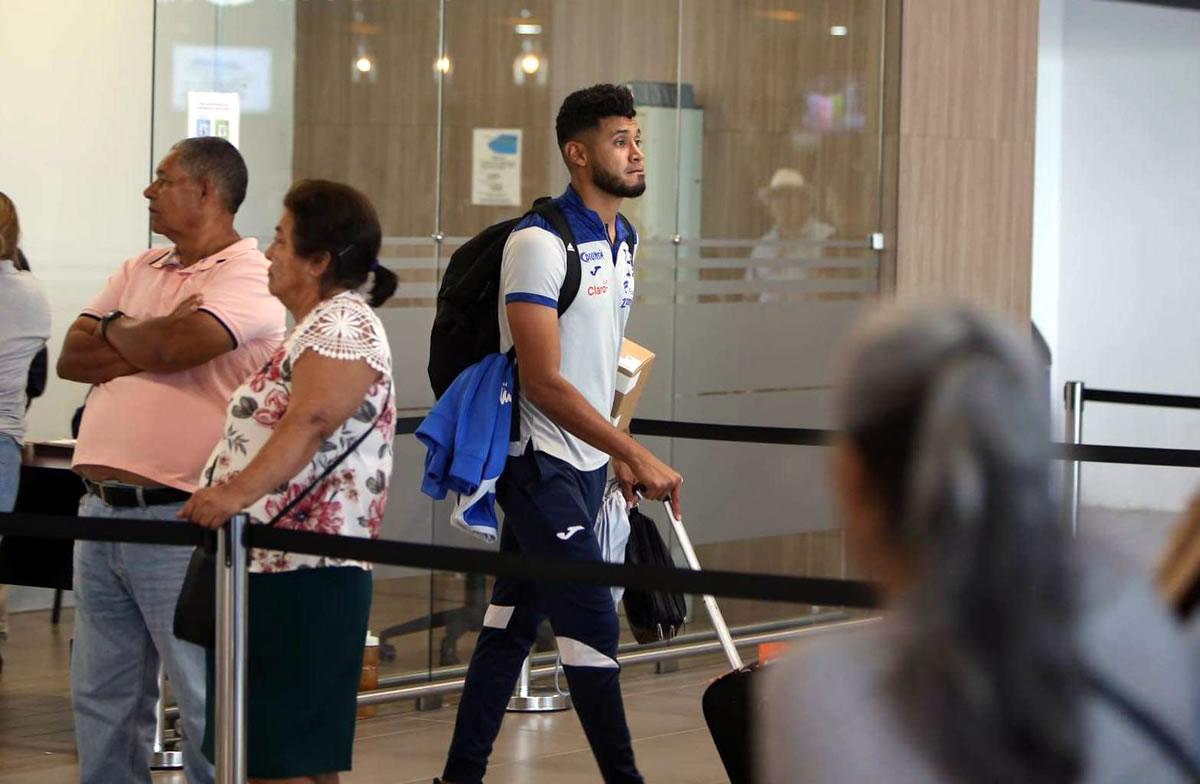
left=72, top=238, right=286, bottom=491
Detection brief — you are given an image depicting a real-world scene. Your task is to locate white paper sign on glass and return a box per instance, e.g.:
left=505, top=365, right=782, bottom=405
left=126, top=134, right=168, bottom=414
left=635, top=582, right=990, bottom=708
left=187, top=91, right=241, bottom=148
left=471, top=129, right=523, bottom=207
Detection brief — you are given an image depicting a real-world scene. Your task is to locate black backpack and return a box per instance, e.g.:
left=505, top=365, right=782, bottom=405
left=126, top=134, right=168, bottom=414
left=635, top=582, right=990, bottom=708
left=427, top=198, right=580, bottom=399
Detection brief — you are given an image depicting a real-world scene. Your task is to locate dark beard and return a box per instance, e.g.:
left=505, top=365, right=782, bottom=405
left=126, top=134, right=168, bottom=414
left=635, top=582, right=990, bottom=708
left=592, top=166, right=646, bottom=199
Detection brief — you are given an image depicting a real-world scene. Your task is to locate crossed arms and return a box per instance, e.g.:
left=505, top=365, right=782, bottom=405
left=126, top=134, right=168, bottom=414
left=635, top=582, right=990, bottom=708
left=57, top=294, right=235, bottom=383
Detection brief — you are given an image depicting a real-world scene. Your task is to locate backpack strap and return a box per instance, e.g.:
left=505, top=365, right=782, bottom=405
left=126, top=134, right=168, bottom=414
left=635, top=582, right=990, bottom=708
left=616, top=212, right=636, bottom=258
left=529, top=200, right=581, bottom=316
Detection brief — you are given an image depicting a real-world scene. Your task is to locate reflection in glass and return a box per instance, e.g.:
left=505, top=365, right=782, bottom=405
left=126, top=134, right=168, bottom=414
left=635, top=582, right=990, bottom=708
left=150, top=0, right=889, bottom=689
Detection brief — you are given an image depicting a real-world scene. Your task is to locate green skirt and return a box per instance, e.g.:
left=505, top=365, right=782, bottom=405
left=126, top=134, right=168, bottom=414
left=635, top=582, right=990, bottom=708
left=203, top=566, right=373, bottom=778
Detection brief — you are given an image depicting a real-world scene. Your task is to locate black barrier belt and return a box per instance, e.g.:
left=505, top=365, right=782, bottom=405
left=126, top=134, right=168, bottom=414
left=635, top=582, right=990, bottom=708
left=630, top=418, right=834, bottom=447
left=630, top=418, right=1200, bottom=468
left=0, top=511, right=877, bottom=607
left=245, top=526, right=878, bottom=607
left=403, top=413, right=1200, bottom=467
left=1050, top=443, right=1200, bottom=469
left=0, top=512, right=205, bottom=547
left=1083, top=388, right=1200, bottom=411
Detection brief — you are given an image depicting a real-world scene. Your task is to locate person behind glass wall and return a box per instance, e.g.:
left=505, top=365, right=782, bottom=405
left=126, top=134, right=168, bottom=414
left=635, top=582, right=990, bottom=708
left=0, top=193, right=52, bottom=665
left=759, top=303, right=1199, bottom=783
left=180, top=180, right=397, bottom=784
left=439, top=84, right=683, bottom=784
left=748, top=168, right=835, bottom=302
left=57, top=138, right=286, bottom=784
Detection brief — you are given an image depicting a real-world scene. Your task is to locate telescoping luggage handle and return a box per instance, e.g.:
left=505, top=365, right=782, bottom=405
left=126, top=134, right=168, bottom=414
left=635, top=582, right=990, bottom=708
left=662, top=498, right=745, bottom=670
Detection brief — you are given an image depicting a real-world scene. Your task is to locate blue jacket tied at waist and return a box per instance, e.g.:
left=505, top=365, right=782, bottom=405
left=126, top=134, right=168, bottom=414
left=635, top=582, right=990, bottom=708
left=416, top=353, right=514, bottom=543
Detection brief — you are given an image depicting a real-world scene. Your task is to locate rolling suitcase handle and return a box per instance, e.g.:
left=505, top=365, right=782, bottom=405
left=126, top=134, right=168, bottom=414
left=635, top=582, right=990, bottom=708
left=663, top=498, right=745, bottom=670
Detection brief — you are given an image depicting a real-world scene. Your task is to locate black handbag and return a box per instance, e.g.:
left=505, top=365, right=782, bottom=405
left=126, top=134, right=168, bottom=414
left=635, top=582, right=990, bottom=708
left=173, top=394, right=388, bottom=647
left=621, top=505, right=687, bottom=644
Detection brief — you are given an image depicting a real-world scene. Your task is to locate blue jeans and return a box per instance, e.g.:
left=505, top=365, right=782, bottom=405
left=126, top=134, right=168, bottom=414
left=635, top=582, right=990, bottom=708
left=71, top=493, right=213, bottom=784
left=0, top=434, right=19, bottom=512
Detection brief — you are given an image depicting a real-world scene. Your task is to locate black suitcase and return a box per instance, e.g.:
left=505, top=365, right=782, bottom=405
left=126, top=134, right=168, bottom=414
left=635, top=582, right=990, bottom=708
left=702, top=662, right=764, bottom=784
left=658, top=500, right=762, bottom=784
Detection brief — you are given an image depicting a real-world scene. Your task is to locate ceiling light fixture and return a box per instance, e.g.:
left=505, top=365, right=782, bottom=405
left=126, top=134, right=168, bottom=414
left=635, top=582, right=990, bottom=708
left=520, top=53, right=541, bottom=75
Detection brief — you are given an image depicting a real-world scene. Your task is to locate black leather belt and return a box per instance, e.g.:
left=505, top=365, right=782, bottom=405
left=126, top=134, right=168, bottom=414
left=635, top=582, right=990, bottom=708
left=84, top=480, right=191, bottom=508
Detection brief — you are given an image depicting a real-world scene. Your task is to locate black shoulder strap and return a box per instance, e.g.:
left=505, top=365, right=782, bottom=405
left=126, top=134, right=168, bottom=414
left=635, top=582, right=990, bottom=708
left=616, top=213, right=636, bottom=255
left=265, top=390, right=391, bottom=528
left=530, top=200, right=580, bottom=316
left=202, top=390, right=391, bottom=529
left=1084, top=665, right=1200, bottom=780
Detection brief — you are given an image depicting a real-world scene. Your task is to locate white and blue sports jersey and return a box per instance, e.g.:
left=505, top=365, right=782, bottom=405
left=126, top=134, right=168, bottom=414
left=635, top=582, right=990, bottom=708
left=499, top=185, right=638, bottom=471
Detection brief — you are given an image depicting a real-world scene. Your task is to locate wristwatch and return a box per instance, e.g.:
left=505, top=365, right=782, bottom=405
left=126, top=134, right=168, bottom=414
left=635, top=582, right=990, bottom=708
left=98, top=309, right=125, bottom=342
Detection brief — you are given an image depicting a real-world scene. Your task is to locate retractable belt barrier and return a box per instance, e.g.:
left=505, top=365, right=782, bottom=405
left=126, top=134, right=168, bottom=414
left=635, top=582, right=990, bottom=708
left=8, top=416, right=1198, bottom=606
left=1083, top=388, right=1200, bottom=410
left=0, top=510, right=877, bottom=608
left=404, top=414, right=1200, bottom=467
left=10, top=409, right=1200, bottom=782
left=1062, top=381, right=1200, bottom=533
left=628, top=417, right=1200, bottom=468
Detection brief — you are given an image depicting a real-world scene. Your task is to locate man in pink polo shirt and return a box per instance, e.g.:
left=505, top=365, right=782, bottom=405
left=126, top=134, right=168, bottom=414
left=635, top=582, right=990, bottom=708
left=57, top=137, right=285, bottom=784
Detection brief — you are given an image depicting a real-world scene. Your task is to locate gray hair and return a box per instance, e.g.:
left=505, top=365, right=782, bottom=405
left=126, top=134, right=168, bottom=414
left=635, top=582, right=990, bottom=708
left=170, top=137, right=248, bottom=214
left=837, top=303, right=1084, bottom=783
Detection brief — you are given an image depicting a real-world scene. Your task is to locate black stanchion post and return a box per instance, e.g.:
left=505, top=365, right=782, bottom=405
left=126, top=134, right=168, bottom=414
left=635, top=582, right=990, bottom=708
left=1064, top=381, right=1085, bottom=535
left=214, top=514, right=249, bottom=783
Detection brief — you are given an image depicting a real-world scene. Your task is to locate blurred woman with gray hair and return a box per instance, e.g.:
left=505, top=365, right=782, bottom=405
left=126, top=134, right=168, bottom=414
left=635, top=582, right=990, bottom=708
left=759, top=304, right=1198, bottom=783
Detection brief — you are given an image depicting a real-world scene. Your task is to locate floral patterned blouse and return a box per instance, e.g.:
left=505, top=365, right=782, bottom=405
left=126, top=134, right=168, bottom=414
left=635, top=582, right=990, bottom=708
left=202, top=291, right=395, bottom=573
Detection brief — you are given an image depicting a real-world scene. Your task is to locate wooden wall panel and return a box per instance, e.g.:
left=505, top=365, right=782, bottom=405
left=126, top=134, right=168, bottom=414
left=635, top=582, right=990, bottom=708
left=291, top=0, right=1036, bottom=311
left=294, top=0, right=888, bottom=248
left=899, top=0, right=1038, bottom=141
left=293, top=0, right=440, bottom=237
left=682, top=0, right=886, bottom=243
left=893, top=0, right=1039, bottom=319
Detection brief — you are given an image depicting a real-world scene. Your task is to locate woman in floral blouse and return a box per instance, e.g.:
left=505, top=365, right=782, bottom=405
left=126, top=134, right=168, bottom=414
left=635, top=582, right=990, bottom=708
left=180, top=180, right=398, bottom=783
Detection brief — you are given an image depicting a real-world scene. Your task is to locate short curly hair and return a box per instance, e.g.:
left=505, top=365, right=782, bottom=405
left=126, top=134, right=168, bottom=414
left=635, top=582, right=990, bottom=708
left=555, top=84, right=637, bottom=148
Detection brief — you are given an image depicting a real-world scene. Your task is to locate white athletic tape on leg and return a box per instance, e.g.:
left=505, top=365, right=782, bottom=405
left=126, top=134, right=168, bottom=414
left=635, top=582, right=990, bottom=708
left=556, top=636, right=619, bottom=669
left=482, top=604, right=515, bottom=629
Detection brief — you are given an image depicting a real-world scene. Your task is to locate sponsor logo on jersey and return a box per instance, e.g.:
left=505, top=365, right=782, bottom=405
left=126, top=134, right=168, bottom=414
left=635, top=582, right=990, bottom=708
left=581, top=249, right=606, bottom=263
left=589, top=264, right=603, bottom=276
left=588, top=283, right=609, bottom=296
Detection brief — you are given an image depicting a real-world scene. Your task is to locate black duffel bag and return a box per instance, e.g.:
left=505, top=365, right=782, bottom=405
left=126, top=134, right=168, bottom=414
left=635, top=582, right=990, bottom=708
left=621, top=505, right=687, bottom=644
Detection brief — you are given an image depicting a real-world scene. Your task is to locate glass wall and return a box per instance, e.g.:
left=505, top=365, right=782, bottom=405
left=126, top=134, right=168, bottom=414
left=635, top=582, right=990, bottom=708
left=152, top=0, right=887, bottom=686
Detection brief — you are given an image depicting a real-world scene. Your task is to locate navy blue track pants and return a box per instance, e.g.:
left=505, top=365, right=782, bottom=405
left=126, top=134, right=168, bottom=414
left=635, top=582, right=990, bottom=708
left=442, top=449, right=643, bottom=784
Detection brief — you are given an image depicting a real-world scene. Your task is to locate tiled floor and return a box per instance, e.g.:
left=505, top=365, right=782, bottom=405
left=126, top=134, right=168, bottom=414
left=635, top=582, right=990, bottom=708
left=0, top=597, right=731, bottom=783
left=0, top=505, right=1183, bottom=783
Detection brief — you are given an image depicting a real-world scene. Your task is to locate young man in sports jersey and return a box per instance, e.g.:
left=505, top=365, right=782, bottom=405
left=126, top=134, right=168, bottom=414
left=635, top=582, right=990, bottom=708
left=439, top=84, right=683, bottom=784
